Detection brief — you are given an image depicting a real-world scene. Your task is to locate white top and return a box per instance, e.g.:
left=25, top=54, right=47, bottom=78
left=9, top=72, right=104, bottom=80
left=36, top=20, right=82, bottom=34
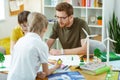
left=7, top=32, right=49, bottom=80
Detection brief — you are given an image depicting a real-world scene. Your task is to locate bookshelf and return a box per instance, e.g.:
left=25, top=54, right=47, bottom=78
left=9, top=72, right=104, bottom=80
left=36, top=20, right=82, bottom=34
left=42, top=0, right=115, bottom=48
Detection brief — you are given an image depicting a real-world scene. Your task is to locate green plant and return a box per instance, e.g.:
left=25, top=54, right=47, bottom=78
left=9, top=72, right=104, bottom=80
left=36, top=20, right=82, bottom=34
left=0, top=52, right=5, bottom=63
left=0, top=52, right=5, bottom=68
left=109, top=12, right=120, bottom=54
left=97, top=16, right=102, bottom=20
left=94, top=48, right=102, bottom=58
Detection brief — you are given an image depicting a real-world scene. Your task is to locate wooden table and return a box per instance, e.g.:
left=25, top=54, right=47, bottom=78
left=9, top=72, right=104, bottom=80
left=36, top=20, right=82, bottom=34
left=36, top=66, right=107, bottom=80
left=0, top=55, right=107, bottom=80
left=36, top=55, right=107, bottom=80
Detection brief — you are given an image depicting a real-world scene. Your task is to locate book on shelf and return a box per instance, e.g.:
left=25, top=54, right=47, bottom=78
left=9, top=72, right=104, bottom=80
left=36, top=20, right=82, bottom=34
left=82, top=0, right=86, bottom=7
left=87, top=0, right=102, bottom=7
left=80, top=62, right=110, bottom=75
left=48, top=71, right=85, bottom=80
left=94, top=0, right=98, bottom=7
left=90, top=0, right=94, bottom=7
left=87, top=0, right=91, bottom=7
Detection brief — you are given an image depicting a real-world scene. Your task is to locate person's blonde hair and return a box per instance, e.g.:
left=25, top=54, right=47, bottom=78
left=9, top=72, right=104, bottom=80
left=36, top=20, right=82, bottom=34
left=27, top=12, right=48, bottom=34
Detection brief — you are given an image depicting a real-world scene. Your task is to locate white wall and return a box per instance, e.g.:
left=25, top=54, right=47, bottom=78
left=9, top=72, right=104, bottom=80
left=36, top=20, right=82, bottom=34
left=115, top=0, right=120, bottom=22
left=102, top=0, right=115, bottom=40
left=102, top=0, right=115, bottom=51
left=24, top=0, right=42, bottom=12
left=0, top=0, right=42, bottom=39
left=0, top=0, right=17, bottom=39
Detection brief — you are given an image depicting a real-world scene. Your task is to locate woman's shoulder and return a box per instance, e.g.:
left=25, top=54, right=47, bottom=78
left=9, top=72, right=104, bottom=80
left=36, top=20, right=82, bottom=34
left=12, top=25, right=22, bottom=32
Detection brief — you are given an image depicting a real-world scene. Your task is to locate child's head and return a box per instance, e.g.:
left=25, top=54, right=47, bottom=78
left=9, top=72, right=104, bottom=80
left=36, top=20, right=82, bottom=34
left=27, top=12, right=48, bottom=37
left=18, top=11, right=30, bottom=33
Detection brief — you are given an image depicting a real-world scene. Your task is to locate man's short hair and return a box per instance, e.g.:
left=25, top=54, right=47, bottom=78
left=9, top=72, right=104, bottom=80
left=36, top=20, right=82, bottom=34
left=55, top=2, right=73, bottom=16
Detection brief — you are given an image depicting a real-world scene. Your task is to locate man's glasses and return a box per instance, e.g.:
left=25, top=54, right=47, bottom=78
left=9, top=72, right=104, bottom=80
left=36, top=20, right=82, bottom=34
left=55, top=15, right=68, bottom=20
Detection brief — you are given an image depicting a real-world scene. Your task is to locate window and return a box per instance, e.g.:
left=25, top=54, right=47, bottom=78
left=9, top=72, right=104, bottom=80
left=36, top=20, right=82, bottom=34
left=0, top=0, right=5, bottom=20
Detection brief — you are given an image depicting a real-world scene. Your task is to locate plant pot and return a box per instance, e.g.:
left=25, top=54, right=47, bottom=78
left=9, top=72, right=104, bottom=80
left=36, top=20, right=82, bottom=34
left=0, top=62, right=5, bottom=68
left=97, top=20, right=102, bottom=25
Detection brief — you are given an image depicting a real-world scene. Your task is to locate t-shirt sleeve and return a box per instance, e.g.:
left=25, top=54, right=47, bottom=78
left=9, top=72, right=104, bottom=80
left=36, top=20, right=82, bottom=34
left=10, top=28, right=18, bottom=41
left=80, top=20, right=90, bottom=39
left=49, top=22, right=58, bottom=39
left=39, top=43, right=49, bottom=63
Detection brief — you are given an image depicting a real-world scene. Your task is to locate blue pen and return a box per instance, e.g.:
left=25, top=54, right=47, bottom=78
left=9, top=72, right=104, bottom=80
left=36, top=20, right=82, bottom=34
left=62, top=65, right=68, bottom=70
left=71, top=56, right=74, bottom=61
left=64, top=66, right=70, bottom=71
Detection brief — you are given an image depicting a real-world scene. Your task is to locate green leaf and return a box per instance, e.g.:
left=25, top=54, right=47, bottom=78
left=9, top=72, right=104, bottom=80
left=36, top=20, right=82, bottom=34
left=0, top=52, right=5, bottom=63
left=109, top=12, right=120, bottom=54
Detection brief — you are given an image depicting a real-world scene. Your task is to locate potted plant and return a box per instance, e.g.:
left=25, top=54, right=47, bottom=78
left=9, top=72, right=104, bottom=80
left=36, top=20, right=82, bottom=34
left=109, top=12, right=120, bottom=54
left=97, top=16, right=102, bottom=25
left=0, top=52, right=5, bottom=68
left=93, top=48, right=102, bottom=62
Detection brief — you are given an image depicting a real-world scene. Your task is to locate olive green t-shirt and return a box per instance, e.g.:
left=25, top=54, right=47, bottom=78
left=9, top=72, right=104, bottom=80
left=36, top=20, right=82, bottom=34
left=50, top=17, right=90, bottom=49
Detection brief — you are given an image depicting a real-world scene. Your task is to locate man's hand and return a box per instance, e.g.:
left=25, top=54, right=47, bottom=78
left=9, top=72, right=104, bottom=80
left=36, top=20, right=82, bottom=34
left=50, top=49, right=61, bottom=55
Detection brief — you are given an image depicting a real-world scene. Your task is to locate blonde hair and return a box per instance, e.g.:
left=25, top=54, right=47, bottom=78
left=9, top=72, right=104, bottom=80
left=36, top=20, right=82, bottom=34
left=27, top=12, right=48, bottom=35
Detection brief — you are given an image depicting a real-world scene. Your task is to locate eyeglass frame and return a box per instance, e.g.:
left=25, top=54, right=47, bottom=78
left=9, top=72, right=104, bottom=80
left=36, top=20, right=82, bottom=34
left=54, top=15, right=69, bottom=20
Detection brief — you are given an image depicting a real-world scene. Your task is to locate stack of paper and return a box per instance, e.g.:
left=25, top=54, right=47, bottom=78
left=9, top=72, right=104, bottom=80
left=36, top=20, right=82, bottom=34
left=80, top=62, right=110, bottom=75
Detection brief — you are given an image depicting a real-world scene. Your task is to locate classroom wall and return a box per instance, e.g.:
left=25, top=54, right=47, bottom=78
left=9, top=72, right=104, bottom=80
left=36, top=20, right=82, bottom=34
left=0, top=0, right=42, bottom=39
left=1, top=0, right=120, bottom=39
left=0, top=0, right=17, bottom=39
left=115, top=0, right=120, bottom=22
left=102, top=0, right=115, bottom=39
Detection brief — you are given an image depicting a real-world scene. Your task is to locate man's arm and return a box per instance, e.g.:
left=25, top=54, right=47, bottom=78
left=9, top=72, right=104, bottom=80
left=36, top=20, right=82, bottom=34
left=47, top=38, right=56, bottom=49
left=50, top=39, right=87, bottom=55
left=64, top=39, right=87, bottom=55
left=64, top=47, right=86, bottom=55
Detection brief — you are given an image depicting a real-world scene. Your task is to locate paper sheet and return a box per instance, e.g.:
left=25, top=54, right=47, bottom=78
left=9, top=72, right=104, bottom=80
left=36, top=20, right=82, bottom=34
left=48, top=55, right=80, bottom=66
left=1, top=55, right=80, bottom=72
left=109, top=60, right=120, bottom=71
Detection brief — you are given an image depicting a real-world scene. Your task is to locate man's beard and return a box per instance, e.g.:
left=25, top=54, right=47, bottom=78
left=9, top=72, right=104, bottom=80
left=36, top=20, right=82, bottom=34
left=59, top=22, right=65, bottom=28
left=59, top=21, right=70, bottom=28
